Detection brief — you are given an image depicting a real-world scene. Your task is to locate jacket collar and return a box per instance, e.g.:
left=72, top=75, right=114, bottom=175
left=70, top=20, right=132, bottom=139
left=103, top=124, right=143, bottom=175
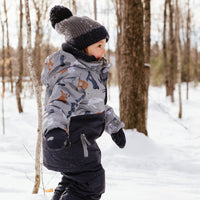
left=61, top=42, right=111, bottom=73
left=62, top=42, right=97, bottom=62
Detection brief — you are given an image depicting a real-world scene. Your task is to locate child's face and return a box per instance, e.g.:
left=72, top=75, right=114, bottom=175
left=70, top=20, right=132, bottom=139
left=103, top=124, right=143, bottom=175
left=85, top=39, right=106, bottom=61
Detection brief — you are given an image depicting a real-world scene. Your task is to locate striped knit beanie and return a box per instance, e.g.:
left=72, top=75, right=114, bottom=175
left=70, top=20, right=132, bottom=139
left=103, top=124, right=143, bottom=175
left=50, top=5, right=109, bottom=50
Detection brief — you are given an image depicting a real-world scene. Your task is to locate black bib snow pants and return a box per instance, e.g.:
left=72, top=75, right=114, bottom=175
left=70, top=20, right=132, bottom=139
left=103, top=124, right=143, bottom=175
left=43, top=112, right=105, bottom=200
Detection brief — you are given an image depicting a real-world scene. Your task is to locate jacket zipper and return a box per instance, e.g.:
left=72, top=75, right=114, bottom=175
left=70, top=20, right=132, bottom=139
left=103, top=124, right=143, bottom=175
left=80, top=132, right=91, bottom=158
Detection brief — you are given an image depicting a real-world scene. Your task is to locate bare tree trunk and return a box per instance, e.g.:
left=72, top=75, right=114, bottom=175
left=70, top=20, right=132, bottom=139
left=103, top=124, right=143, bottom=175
left=16, top=0, right=24, bottom=113
left=94, top=0, right=97, bottom=20
left=70, top=0, right=77, bottom=15
left=24, top=0, right=43, bottom=194
left=163, top=0, right=170, bottom=96
left=1, top=16, right=6, bottom=135
left=106, top=1, right=111, bottom=63
left=120, top=0, right=147, bottom=135
left=1, top=18, right=5, bottom=93
left=72, top=0, right=77, bottom=14
left=42, top=0, right=50, bottom=59
left=194, top=45, right=198, bottom=87
left=32, top=0, right=42, bottom=85
left=1, top=88, right=5, bottom=135
left=32, top=0, right=49, bottom=86
left=175, top=0, right=182, bottom=118
left=45, top=27, right=51, bottom=57
left=113, top=0, right=123, bottom=86
left=4, top=0, right=13, bottom=93
left=186, top=0, right=190, bottom=100
left=106, top=1, right=111, bottom=96
left=143, top=0, right=150, bottom=131
left=168, top=0, right=175, bottom=102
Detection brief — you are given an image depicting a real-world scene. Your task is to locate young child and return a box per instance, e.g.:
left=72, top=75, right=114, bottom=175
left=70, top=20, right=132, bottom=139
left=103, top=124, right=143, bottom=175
left=42, top=5, right=126, bottom=200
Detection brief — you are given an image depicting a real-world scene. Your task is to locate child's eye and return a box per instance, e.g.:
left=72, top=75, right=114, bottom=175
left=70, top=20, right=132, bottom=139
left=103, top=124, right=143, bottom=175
left=98, top=45, right=102, bottom=48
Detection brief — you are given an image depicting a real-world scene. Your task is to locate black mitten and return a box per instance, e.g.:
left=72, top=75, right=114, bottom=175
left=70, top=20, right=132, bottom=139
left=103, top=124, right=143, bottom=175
left=111, top=129, right=126, bottom=148
left=45, top=128, right=70, bottom=149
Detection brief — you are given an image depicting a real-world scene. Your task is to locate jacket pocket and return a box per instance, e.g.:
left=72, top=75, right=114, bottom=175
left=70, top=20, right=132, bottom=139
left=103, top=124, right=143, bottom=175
left=80, top=132, right=91, bottom=158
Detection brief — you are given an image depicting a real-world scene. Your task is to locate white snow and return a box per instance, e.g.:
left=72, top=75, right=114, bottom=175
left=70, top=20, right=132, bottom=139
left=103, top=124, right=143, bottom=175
left=0, top=83, right=200, bottom=200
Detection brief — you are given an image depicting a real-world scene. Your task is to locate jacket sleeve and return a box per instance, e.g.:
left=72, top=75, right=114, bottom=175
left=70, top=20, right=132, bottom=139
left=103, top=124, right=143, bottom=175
left=42, top=73, right=86, bottom=135
left=104, top=105, right=125, bottom=134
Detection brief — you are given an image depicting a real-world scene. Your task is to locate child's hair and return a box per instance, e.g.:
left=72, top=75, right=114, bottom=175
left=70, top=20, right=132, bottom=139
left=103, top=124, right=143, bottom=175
left=50, top=5, right=109, bottom=50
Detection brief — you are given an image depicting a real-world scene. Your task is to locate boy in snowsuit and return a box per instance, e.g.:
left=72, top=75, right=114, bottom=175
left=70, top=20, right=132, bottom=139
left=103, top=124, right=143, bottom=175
left=42, top=5, right=126, bottom=200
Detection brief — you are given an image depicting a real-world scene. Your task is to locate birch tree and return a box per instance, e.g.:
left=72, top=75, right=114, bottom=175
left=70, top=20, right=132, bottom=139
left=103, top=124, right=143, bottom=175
left=24, top=0, right=43, bottom=194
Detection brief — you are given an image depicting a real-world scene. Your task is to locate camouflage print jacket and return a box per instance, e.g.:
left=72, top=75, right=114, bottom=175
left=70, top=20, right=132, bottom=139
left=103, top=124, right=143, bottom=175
left=41, top=50, right=124, bottom=136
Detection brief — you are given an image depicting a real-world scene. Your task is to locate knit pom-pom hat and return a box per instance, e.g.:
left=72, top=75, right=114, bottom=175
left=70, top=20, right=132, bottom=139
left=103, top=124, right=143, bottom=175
left=50, top=5, right=109, bottom=50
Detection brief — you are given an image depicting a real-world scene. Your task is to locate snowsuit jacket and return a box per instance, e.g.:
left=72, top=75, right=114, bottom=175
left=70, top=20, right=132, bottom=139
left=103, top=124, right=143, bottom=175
left=41, top=50, right=124, bottom=172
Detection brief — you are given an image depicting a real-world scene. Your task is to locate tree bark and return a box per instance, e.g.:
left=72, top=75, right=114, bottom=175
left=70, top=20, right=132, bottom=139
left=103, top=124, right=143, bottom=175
left=1, top=16, right=6, bottom=135
left=24, top=0, right=43, bottom=194
left=143, top=0, right=150, bottom=131
left=0, top=17, right=5, bottom=93
left=175, top=0, right=182, bottom=118
left=32, top=0, right=42, bottom=86
left=16, top=0, right=24, bottom=113
left=163, top=0, right=170, bottom=96
left=4, top=0, right=13, bottom=93
left=72, top=0, right=77, bottom=14
left=168, top=0, right=175, bottom=102
left=119, top=0, right=147, bottom=135
left=194, top=45, right=198, bottom=86
left=186, top=0, right=190, bottom=100
left=113, top=0, right=123, bottom=86
left=32, top=0, right=49, bottom=87
left=94, top=0, right=97, bottom=20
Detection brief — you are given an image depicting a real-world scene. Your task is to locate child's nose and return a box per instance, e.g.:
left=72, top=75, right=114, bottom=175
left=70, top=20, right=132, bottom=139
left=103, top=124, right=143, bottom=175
left=103, top=48, right=106, bottom=55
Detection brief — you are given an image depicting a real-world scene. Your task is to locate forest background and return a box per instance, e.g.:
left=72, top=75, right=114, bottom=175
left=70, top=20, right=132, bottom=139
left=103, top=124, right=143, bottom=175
left=0, top=0, right=200, bottom=195
left=1, top=0, right=200, bottom=87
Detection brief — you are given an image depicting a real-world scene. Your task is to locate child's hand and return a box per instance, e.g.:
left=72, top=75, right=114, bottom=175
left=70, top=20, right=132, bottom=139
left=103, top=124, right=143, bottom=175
left=45, top=128, right=70, bottom=149
left=111, top=129, right=126, bottom=148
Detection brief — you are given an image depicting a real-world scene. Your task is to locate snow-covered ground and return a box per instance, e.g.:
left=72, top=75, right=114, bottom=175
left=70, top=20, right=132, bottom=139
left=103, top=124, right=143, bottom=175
left=0, top=83, right=200, bottom=200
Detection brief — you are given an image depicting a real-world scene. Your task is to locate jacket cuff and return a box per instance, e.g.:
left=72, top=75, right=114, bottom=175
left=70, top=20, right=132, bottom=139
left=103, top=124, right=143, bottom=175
left=43, top=123, right=67, bottom=136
